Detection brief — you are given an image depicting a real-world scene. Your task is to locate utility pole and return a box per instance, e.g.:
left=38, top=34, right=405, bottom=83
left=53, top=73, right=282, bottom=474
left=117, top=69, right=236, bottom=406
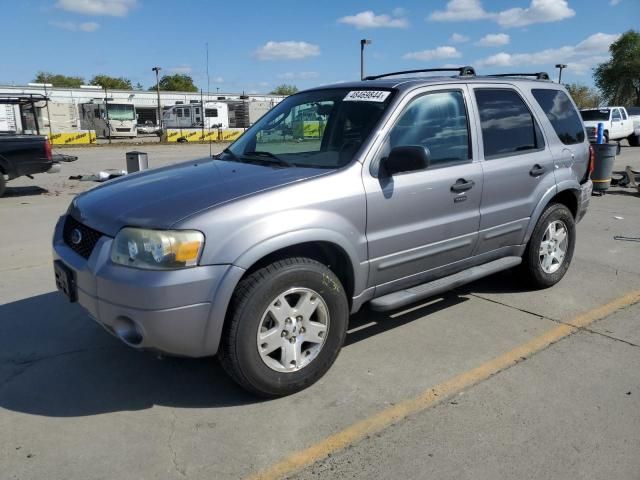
left=152, top=66, right=162, bottom=140
left=360, top=39, right=372, bottom=80
left=555, top=64, right=567, bottom=84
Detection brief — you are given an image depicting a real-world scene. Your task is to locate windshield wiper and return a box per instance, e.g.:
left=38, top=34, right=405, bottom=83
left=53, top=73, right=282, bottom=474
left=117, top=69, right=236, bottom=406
left=216, top=147, right=239, bottom=160
left=242, top=151, right=294, bottom=168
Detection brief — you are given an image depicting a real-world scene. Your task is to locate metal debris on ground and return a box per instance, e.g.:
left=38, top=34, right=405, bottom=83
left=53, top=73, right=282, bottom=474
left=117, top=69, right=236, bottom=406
left=613, top=236, right=640, bottom=243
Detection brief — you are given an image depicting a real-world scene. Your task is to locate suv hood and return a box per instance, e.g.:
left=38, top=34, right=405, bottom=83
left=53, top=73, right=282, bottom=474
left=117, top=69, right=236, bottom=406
left=70, top=158, right=329, bottom=236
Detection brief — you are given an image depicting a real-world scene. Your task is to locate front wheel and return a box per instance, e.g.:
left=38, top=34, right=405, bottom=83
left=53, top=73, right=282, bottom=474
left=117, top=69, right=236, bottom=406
left=521, top=203, right=575, bottom=288
left=219, top=257, right=349, bottom=397
left=0, top=174, right=6, bottom=197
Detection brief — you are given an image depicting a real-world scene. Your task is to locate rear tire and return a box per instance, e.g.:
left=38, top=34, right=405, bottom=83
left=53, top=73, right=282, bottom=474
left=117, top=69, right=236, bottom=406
left=0, top=174, right=6, bottom=197
left=521, top=203, right=575, bottom=288
left=219, top=257, right=349, bottom=397
left=628, top=134, right=640, bottom=147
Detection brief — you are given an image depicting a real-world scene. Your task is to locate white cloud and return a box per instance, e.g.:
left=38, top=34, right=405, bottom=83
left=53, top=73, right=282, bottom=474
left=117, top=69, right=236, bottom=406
left=429, top=0, right=575, bottom=28
left=403, top=46, right=462, bottom=61
left=338, top=10, right=408, bottom=29
left=450, top=33, right=470, bottom=43
left=277, top=71, right=319, bottom=80
left=496, top=0, right=575, bottom=27
left=476, top=32, right=620, bottom=75
left=169, top=65, right=192, bottom=74
left=254, top=41, right=320, bottom=60
left=392, top=7, right=407, bottom=16
left=610, top=0, right=621, bottom=5
left=50, top=20, right=100, bottom=31
left=429, top=0, right=492, bottom=21
left=476, top=33, right=510, bottom=47
left=55, top=0, right=137, bottom=16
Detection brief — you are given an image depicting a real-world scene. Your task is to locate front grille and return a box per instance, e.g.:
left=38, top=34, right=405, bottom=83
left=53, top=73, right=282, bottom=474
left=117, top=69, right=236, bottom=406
left=63, top=216, right=104, bottom=259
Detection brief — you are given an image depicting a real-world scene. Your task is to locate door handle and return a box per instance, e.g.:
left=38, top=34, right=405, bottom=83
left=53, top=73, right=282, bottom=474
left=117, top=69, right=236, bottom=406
left=451, top=178, right=475, bottom=192
left=530, top=164, right=546, bottom=177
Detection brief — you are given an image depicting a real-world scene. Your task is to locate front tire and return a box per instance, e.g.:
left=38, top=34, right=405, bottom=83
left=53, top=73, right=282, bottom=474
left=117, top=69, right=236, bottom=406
left=521, top=203, right=575, bottom=288
left=0, top=174, right=6, bottom=197
left=219, top=257, right=349, bottom=397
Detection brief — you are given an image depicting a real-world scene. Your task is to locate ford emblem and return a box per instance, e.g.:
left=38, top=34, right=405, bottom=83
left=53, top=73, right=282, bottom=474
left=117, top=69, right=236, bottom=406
left=71, top=228, right=83, bottom=245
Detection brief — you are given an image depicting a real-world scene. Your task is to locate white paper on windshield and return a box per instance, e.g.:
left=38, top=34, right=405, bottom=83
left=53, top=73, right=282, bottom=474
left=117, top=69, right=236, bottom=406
left=344, top=90, right=391, bottom=102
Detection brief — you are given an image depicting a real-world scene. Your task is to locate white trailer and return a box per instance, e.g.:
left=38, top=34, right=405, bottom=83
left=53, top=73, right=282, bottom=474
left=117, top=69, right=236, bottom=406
left=162, top=102, right=229, bottom=129
left=37, top=101, right=80, bottom=133
left=80, top=101, right=137, bottom=138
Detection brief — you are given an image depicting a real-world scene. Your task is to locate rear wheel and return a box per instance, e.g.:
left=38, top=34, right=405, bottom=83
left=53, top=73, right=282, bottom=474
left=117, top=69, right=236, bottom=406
left=521, top=203, right=575, bottom=288
left=219, top=257, right=349, bottom=397
left=628, top=134, right=640, bottom=147
left=0, top=174, right=6, bottom=197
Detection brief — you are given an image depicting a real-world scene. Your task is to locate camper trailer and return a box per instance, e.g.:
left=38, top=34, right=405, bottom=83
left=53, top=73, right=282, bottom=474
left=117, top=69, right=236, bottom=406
left=162, top=102, right=229, bottom=129
left=80, top=101, right=137, bottom=138
left=38, top=101, right=80, bottom=133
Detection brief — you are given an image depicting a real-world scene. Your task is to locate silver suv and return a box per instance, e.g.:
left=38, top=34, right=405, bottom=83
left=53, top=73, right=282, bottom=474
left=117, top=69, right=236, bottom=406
left=53, top=67, right=593, bottom=396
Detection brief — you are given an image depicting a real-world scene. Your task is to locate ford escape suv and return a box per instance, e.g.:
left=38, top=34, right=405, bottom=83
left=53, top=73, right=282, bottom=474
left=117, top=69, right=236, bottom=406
left=53, top=67, right=593, bottom=396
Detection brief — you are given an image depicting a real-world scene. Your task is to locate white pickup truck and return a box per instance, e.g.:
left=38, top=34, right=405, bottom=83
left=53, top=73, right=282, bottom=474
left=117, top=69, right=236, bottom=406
left=580, top=106, right=638, bottom=145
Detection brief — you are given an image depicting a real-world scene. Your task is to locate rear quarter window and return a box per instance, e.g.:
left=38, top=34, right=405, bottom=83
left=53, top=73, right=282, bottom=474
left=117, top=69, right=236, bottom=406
left=532, top=89, right=585, bottom=145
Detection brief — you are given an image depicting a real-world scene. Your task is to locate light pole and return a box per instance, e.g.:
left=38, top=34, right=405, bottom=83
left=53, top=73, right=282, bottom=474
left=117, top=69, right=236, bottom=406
left=152, top=66, right=162, bottom=134
left=360, top=39, right=372, bottom=80
left=555, top=64, right=567, bottom=84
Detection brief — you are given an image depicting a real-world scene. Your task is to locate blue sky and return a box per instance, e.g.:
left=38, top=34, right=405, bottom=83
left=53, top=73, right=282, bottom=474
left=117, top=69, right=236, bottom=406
left=2, top=0, right=637, bottom=92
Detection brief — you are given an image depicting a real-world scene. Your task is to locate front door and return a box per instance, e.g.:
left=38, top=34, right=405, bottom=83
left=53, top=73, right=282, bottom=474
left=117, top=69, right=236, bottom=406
left=363, top=87, right=482, bottom=291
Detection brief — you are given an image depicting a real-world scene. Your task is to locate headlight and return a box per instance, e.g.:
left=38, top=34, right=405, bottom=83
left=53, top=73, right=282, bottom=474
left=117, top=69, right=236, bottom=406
left=111, top=228, right=204, bottom=270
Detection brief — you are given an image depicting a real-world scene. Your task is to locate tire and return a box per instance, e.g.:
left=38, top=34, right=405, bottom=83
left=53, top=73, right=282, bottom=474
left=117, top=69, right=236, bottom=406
left=628, top=134, right=640, bottom=147
left=603, top=131, right=609, bottom=143
left=521, top=203, right=575, bottom=289
left=0, top=174, right=6, bottom=197
left=219, top=257, right=349, bottom=397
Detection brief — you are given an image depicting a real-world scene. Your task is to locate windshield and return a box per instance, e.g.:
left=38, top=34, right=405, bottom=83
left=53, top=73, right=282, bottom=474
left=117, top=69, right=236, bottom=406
left=107, top=104, right=136, bottom=121
left=222, top=88, right=394, bottom=168
left=580, top=109, right=609, bottom=121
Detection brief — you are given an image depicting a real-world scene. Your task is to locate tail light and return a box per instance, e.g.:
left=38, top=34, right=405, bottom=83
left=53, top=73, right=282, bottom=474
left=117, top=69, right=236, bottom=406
left=44, top=138, right=53, bottom=162
left=588, top=144, right=595, bottom=178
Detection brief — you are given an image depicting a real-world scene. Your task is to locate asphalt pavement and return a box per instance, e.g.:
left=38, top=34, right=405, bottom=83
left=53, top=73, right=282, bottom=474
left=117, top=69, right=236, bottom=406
left=0, top=142, right=639, bottom=480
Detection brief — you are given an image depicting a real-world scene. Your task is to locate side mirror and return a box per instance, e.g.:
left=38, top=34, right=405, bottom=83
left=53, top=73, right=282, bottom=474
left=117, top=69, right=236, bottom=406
left=381, top=146, right=430, bottom=176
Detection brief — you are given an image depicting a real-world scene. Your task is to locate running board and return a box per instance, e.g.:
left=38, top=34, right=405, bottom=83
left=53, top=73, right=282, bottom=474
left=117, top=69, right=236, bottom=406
left=369, top=256, right=522, bottom=312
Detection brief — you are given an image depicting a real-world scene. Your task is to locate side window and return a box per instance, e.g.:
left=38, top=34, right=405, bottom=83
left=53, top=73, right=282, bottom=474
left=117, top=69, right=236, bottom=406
left=612, top=109, right=621, bottom=120
left=205, top=108, right=218, bottom=117
left=621, top=109, right=628, bottom=120
left=475, top=88, right=544, bottom=159
left=195, top=107, right=200, bottom=115
left=388, top=90, right=470, bottom=167
left=176, top=108, right=182, bottom=118
left=531, top=89, right=585, bottom=145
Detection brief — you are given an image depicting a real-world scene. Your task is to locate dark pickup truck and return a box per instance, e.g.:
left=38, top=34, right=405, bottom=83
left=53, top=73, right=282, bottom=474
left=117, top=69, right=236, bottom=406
left=0, top=133, right=60, bottom=197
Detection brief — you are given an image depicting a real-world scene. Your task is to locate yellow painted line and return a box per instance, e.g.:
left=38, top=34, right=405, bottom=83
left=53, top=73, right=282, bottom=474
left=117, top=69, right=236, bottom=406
left=247, top=290, right=640, bottom=480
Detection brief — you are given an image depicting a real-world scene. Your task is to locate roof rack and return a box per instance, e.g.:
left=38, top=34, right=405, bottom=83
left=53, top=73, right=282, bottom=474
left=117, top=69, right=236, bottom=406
left=364, top=66, right=476, bottom=81
left=489, top=72, right=551, bottom=81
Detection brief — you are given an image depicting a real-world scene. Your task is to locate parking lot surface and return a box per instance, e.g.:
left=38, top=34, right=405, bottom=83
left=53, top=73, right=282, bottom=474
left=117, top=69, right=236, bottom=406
left=1, top=143, right=639, bottom=479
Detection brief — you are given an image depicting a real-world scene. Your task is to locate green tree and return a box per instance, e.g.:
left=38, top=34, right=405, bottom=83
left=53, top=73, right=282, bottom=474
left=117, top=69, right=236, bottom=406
left=150, top=74, right=198, bottom=92
left=565, top=83, right=602, bottom=109
left=594, top=30, right=640, bottom=106
left=89, top=74, right=133, bottom=90
left=270, top=84, right=298, bottom=96
left=33, top=72, right=84, bottom=87
left=134, top=82, right=144, bottom=90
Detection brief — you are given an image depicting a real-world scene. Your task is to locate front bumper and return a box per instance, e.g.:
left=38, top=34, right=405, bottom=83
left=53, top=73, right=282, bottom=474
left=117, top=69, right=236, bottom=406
left=576, top=180, right=592, bottom=223
left=52, top=215, right=244, bottom=357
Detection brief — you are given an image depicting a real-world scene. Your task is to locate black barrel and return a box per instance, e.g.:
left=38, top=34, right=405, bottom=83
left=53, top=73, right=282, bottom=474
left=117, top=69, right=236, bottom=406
left=592, top=143, right=618, bottom=191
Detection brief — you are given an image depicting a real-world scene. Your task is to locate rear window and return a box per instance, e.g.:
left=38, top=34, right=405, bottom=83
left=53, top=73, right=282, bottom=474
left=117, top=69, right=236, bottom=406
left=532, top=89, right=585, bottom=145
left=475, top=88, right=544, bottom=159
left=580, top=109, right=609, bottom=121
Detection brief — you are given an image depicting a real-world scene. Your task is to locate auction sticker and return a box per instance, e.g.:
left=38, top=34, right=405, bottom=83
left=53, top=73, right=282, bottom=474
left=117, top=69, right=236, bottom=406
left=344, top=90, right=391, bottom=102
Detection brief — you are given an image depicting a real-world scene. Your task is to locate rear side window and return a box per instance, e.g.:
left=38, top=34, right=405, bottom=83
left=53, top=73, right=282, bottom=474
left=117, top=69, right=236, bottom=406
left=612, top=109, right=621, bottom=120
left=621, top=109, right=628, bottom=120
left=532, top=89, right=585, bottom=145
left=475, top=89, right=544, bottom=159
left=389, top=90, right=470, bottom=167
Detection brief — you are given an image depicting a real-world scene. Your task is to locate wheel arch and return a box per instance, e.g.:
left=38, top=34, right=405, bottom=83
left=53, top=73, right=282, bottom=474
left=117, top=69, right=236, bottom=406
left=524, top=185, right=579, bottom=244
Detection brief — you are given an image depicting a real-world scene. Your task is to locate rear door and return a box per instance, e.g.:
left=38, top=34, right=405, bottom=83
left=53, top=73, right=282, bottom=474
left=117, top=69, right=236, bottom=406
left=470, top=85, right=555, bottom=254
left=363, top=86, right=482, bottom=290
